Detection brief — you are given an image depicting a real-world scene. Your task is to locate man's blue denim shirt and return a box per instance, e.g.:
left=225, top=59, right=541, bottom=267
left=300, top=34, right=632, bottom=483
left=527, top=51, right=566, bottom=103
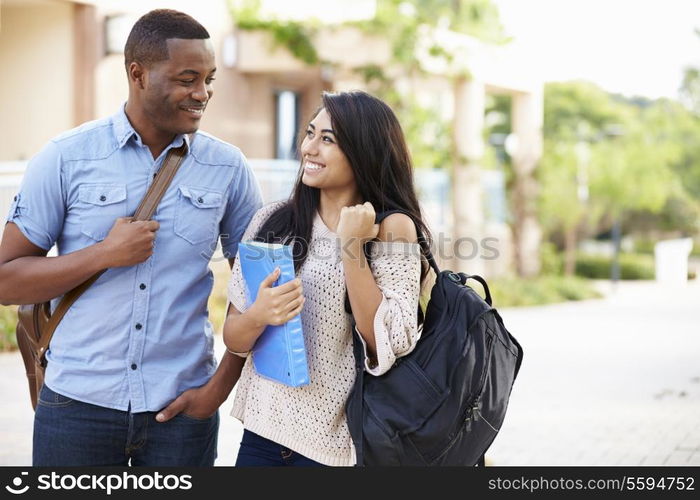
left=6, top=106, right=263, bottom=412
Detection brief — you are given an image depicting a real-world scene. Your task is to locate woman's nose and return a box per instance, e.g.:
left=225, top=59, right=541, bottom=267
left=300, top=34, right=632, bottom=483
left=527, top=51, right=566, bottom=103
left=301, top=137, right=318, bottom=157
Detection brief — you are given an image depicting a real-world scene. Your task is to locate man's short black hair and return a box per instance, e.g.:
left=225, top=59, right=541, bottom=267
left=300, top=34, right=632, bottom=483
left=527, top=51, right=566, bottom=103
left=124, top=9, right=210, bottom=68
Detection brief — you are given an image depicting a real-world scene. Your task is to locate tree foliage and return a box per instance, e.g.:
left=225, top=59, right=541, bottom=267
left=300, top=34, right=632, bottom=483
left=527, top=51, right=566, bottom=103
left=540, top=81, right=700, bottom=242
left=680, top=28, right=700, bottom=115
left=681, top=67, right=700, bottom=115
left=229, top=0, right=506, bottom=169
left=230, top=0, right=319, bottom=64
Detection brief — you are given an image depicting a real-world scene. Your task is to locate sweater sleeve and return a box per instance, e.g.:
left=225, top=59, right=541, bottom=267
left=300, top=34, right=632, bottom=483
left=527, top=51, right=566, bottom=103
left=357, top=241, right=423, bottom=376
left=227, top=202, right=284, bottom=315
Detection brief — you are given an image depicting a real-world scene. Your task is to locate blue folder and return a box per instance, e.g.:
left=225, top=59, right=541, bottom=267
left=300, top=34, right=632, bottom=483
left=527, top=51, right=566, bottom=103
left=237, top=241, right=310, bottom=387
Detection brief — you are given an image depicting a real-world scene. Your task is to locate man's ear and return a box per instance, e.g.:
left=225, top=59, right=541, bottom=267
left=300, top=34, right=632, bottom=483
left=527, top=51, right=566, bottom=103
left=127, top=62, right=146, bottom=90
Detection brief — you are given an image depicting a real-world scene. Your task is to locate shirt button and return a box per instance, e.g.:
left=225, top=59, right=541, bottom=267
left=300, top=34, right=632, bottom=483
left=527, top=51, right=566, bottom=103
left=13, top=195, right=17, bottom=201
left=153, top=173, right=157, bottom=179
left=135, top=323, right=142, bottom=330
left=197, top=197, right=204, bottom=204
left=99, top=195, right=107, bottom=202
left=139, top=283, right=146, bottom=290
left=131, top=364, right=137, bottom=370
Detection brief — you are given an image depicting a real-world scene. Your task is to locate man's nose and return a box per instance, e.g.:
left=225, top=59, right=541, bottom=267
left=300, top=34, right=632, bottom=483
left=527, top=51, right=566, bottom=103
left=191, top=81, right=209, bottom=102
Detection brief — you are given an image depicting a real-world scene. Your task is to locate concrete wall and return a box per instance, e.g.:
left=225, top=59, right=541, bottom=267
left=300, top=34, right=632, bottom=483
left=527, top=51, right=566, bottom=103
left=0, top=1, right=75, bottom=161
left=197, top=66, right=326, bottom=159
left=0, top=0, right=327, bottom=161
left=93, top=4, right=328, bottom=159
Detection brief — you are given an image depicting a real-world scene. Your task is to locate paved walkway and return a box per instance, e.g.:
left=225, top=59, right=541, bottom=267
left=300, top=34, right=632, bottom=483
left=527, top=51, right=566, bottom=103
left=488, top=280, right=700, bottom=465
left=1, top=280, right=698, bottom=466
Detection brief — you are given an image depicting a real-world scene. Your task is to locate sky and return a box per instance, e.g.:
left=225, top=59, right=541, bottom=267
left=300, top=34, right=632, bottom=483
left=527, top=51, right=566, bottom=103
left=492, top=0, right=700, bottom=99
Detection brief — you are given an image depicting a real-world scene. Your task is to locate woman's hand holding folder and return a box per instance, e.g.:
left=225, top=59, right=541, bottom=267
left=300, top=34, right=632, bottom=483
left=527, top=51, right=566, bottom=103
left=223, top=268, right=305, bottom=355
left=249, top=268, right=306, bottom=327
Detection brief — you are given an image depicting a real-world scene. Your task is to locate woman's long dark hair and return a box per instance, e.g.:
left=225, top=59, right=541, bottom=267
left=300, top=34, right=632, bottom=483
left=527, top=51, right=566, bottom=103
left=255, top=90, right=433, bottom=287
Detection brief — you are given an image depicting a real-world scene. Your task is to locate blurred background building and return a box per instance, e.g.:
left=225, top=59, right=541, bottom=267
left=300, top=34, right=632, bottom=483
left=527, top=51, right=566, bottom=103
left=2, top=0, right=699, bottom=291
left=0, top=0, right=545, bottom=278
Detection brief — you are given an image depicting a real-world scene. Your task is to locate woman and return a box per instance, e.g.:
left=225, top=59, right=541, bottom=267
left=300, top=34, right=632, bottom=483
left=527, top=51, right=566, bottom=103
left=224, top=90, right=432, bottom=466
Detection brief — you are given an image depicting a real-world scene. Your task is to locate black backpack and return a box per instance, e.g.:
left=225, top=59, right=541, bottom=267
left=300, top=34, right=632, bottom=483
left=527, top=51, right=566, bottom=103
left=345, top=210, right=524, bottom=466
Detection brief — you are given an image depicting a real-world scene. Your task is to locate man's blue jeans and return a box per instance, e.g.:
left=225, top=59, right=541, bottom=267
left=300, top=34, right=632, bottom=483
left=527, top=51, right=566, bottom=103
left=235, top=430, right=324, bottom=467
left=33, top=384, right=219, bottom=466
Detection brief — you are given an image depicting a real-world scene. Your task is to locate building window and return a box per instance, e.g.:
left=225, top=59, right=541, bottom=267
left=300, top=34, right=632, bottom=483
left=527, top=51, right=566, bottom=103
left=104, top=14, right=137, bottom=56
left=274, top=90, right=300, bottom=160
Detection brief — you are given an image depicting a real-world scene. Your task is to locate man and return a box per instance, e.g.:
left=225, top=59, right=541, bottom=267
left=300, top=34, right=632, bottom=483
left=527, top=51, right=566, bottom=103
left=0, top=9, right=262, bottom=466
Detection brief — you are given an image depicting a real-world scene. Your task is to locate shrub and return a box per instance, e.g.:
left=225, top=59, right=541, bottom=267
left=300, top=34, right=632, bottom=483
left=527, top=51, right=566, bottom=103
left=633, top=239, right=656, bottom=255
left=208, top=259, right=232, bottom=335
left=575, top=253, right=655, bottom=280
left=0, top=306, right=18, bottom=352
left=540, top=241, right=564, bottom=275
left=471, top=275, right=602, bottom=308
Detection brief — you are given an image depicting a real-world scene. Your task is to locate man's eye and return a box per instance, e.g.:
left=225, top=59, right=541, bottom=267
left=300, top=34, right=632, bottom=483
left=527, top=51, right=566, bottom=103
left=180, top=80, right=194, bottom=85
left=206, top=78, right=216, bottom=84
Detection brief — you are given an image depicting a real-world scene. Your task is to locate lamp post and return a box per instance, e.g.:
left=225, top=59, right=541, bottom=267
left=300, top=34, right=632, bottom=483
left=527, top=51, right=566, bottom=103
left=575, top=124, right=625, bottom=286
left=611, top=217, right=622, bottom=286
left=603, top=125, right=625, bottom=288
left=574, top=139, right=590, bottom=204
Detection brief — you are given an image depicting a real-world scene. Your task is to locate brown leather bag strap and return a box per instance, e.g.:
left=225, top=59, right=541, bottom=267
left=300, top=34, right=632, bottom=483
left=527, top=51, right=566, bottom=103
left=132, top=142, right=189, bottom=222
left=34, top=141, right=190, bottom=363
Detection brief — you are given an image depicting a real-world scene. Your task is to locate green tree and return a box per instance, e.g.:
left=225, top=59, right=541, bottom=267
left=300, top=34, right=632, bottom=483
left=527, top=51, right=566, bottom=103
left=681, top=67, right=700, bottom=115
left=680, top=28, right=700, bottom=114
left=590, top=99, right=687, bottom=217
left=353, top=1, right=507, bottom=168
left=539, top=82, right=699, bottom=274
left=540, top=82, right=630, bottom=273
left=608, top=96, right=700, bottom=237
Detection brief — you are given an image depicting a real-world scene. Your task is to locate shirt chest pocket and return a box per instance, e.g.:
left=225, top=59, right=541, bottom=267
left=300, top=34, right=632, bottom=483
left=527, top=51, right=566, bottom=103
left=174, top=185, right=223, bottom=244
left=78, top=184, right=128, bottom=241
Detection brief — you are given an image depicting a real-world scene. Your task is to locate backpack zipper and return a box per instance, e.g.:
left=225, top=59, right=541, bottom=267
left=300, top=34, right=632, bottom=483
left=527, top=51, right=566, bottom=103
left=464, top=330, right=495, bottom=423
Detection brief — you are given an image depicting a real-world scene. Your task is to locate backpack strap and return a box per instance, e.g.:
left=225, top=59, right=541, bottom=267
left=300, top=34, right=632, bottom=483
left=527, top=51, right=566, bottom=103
left=460, top=273, right=493, bottom=306
left=346, top=209, right=432, bottom=466
left=343, top=209, right=435, bottom=317
left=349, top=328, right=366, bottom=466
left=373, top=210, right=440, bottom=276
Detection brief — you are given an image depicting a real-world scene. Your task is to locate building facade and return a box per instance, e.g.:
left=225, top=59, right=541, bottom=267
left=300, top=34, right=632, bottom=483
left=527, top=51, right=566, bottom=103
left=0, top=0, right=543, bottom=276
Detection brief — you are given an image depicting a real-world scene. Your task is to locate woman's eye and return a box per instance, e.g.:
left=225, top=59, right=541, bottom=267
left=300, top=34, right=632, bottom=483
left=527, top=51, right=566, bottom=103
left=180, top=80, right=194, bottom=85
left=305, top=129, right=314, bottom=137
left=322, top=136, right=334, bottom=143
left=206, top=78, right=216, bottom=84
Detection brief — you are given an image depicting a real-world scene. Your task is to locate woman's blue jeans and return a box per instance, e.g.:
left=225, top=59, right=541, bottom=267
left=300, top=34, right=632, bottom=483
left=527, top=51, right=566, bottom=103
left=235, top=429, right=324, bottom=467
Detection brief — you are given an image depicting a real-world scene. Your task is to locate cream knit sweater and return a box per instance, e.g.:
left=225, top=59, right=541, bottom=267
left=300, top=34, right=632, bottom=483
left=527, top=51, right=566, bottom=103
left=227, top=203, right=422, bottom=466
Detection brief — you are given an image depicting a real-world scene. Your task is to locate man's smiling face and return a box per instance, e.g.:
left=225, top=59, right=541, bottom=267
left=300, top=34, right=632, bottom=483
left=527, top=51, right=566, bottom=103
left=139, top=38, right=216, bottom=136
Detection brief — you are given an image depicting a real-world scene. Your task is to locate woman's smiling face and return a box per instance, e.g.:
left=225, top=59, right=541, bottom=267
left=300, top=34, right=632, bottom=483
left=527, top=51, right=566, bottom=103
left=300, top=108, right=356, bottom=193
